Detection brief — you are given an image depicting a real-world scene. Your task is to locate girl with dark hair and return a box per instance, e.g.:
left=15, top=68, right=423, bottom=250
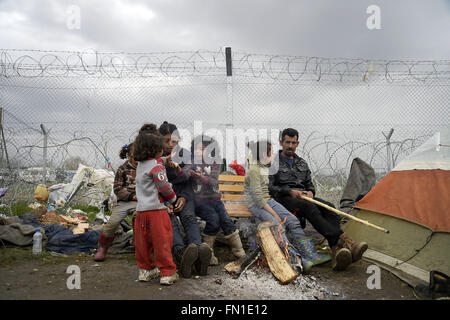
left=94, top=142, right=138, bottom=262
left=244, top=140, right=331, bottom=273
left=133, top=131, right=179, bottom=285
left=119, top=142, right=134, bottom=159
left=186, top=135, right=246, bottom=265
left=138, top=123, right=159, bottom=135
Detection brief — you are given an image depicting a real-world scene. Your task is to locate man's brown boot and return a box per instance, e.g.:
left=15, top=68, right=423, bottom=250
left=94, top=232, right=115, bottom=262
left=340, top=233, right=368, bottom=262
left=331, top=238, right=352, bottom=271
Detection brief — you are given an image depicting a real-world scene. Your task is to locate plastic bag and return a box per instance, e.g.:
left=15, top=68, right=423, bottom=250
left=34, top=184, right=49, bottom=202
left=229, top=160, right=246, bottom=176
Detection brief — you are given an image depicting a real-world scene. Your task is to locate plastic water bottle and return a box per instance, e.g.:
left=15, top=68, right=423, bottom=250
left=32, top=229, right=43, bottom=255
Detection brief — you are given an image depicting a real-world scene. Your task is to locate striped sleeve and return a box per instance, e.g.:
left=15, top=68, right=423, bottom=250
left=156, top=156, right=167, bottom=166
left=150, top=164, right=177, bottom=204
left=202, top=163, right=220, bottom=187
left=113, top=165, right=132, bottom=201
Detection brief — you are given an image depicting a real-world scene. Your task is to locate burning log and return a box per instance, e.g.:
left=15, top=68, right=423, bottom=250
left=255, top=221, right=298, bottom=284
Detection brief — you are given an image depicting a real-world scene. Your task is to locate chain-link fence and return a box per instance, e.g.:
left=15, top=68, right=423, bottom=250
left=1, top=48, right=449, bottom=210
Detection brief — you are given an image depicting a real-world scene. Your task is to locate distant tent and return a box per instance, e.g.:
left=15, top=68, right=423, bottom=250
left=343, top=127, right=450, bottom=287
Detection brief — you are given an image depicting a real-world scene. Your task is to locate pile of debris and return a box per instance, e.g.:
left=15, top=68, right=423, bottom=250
left=27, top=202, right=100, bottom=235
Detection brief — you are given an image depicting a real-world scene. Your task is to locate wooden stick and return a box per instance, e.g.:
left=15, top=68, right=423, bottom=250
left=300, top=196, right=390, bottom=234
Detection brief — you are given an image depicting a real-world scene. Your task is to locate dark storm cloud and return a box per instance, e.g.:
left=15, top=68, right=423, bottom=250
left=1, top=0, right=450, bottom=59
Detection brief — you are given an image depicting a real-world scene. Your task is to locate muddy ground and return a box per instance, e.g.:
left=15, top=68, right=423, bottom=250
left=1, top=243, right=415, bottom=300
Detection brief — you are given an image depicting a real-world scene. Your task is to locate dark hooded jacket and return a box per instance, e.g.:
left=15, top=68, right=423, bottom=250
left=268, top=150, right=315, bottom=199
left=165, top=147, right=194, bottom=200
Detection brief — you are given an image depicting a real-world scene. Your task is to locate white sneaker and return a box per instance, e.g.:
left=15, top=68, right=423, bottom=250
left=160, top=272, right=179, bottom=286
left=138, top=267, right=160, bottom=281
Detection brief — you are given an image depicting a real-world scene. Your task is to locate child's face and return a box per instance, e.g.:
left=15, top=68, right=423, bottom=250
left=194, top=142, right=204, bottom=160
left=128, top=145, right=136, bottom=162
left=155, top=149, right=163, bottom=159
left=260, top=148, right=273, bottom=165
left=162, top=133, right=179, bottom=155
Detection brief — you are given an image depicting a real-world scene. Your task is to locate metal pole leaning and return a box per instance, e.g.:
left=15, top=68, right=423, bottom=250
left=300, top=196, right=390, bottom=234
left=40, top=124, right=48, bottom=185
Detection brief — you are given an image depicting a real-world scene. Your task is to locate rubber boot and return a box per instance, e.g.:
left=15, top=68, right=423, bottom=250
left=94, top=232, right=115, bottom=262
left=202, top=234, right=219, bottom=266
left=172, top=246, right=184, bottom=271
left=414, top=271, right=450, bottom=300
left=195, top=243, right=212, bottom=276
left=339, top=233, right=368, bottom=262
left=331, top=238, right=352, bottom=271
left=224, top=229, right=246, bottom=259
left=297, top=238, right=332, bottom=273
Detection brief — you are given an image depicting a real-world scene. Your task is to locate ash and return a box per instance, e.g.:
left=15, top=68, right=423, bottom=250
left=217, top=267, right=341, bottom=300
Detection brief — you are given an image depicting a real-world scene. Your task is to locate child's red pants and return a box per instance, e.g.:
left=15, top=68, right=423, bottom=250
left=134, top=209, right=176, bottom=277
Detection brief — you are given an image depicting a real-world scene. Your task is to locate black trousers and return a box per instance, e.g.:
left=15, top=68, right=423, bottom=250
left=275, top=195, right=343, bottom=247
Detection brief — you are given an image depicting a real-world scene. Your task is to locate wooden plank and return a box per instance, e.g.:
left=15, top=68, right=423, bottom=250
left=72, top=223, right=89, bottom=235
left=256, top=221, right=298, bottom=284
left=225, top=203, right=253, bottom=217
left=225, top=204, right=250, bottom=212
left=221, top=194, right=246, bottom=202
left=227, top=211, right=253, bottom=218
left=218, top=174, right=245, bottom=183
left=219, top=184, right=244, bottom=192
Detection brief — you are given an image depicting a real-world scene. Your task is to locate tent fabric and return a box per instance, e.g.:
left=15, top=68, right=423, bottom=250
left=393, top=128, right=450, bottom=171
left=339, top=157, right=376, bottom=214
left=346, top=128, right=450, bottom=285
left=356, top=170, right=450, bottom=232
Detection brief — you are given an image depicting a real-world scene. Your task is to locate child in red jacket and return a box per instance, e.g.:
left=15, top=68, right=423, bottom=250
left=133, top=131, right=179, bottom=285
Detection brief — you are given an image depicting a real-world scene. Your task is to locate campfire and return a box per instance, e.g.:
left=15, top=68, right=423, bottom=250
left=225, top=221, right=304, bottom=284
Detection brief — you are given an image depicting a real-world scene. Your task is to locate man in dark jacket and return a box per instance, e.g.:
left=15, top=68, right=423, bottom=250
left=269, top=128, right=368, bottom=271
left=158, top=122, right=211, bottom=278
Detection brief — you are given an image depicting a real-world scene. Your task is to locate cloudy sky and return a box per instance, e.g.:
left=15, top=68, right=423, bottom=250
left=1, top=0, right=449, bottom=171
left=1, top=0, right=450, bottom=59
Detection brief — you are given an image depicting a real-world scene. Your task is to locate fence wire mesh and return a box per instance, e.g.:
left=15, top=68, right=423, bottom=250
left=0, top=49, right=449, bottom=210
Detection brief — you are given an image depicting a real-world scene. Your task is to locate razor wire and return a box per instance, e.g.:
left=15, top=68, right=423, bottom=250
left=0, top=49, right=449, bottom=209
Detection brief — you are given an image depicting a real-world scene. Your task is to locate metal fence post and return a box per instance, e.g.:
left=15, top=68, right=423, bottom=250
left=225, top=47, right=233, bottom=128
left=383, top=128, right=394, bottom=172
left=0, top=107, right=11, bottom=173
left=40, top=124, right=48, bottom=185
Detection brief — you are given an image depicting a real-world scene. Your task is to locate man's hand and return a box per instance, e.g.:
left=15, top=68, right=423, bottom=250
left=173, top=197, right=186, bottom=213
left=289, top=190, right=303, bottom=199
left=166, top=203, right=174, bottom=215
left=289, top=190, right=313, bottom=199
left=168, top=160, right=182, bottom=173
left=300, top=190, right=314, bottom=199
left=189, top=170, right=203, bottom=178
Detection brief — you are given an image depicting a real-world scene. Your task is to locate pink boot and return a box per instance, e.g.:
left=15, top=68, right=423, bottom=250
left=94, top=232, right=115, bottom=262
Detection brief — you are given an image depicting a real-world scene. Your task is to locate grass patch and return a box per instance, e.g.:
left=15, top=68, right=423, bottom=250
left=0, top=201, right=32, bottom=216
left=0, top=247, right=87, bottom=267
left=1, top=201, right=112, bottom=223
left=68, top=204, right=111, bottom=222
